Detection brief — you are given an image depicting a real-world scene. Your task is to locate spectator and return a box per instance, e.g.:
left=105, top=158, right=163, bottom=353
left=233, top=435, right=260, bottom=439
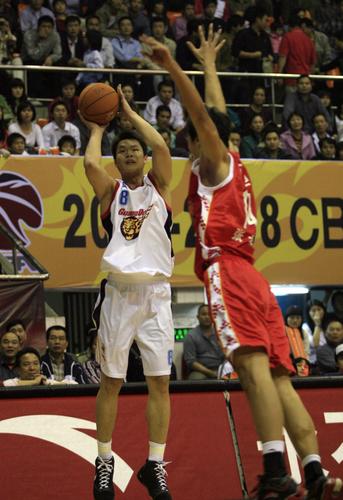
left=81, top=330, right=101, bottom=383
left=73, top=111, right=111, bottom=155
left=111, top=15, right=150, bottom=70
left=95, top=0, right=127, bottom=39
left=315, top=137, right=337, bottom=160
left=59, top=15, right=85, bottom=68
left=311, top=113, right=333, bottom=153
left=121, top=82, right=139, bottom=110
left=76, top=29, right=104, bottom=88
left=0, top=92, right=13, bottom=122
left=158, top=127, right=189, bottom=157
left=50, top=79, right=79, bottom=121
left=300, top=17, right=332, bottom=74
left=58, top=134, right=77, bottom=155
left=255, top=127, right=293, bottom=159
left=150, top=17, right=176, bottom=59
left=302, top=299, right=327, bottom=368
left=43, top=99, right=81, bottom=152
left=6, top=319, right=28, bottom=346
left=20, top=0, right=55, bottom=33
left=317, top=90, right=336, bottom=134
left=239, top=86, right=272, bottom=134
left=7, top=78, right=27, bottom=117
left=144, top=79, right=185, bottom=132
left=153, top=104, right=175, bottom=144
left=280, top=112, right=316, bottom=160
left=335, top=344, right=343, bottom=375
left=241, top=113, right=264, bottom=158
left=316, top=318, right=343, bottom=374
left=6, top=132, right=29, bottom=155
left=128, top=0, right=150, bottom=37
left=228, top=129, right=241, bottom=151
left=201, top=0, right=217, bottom=21
left=41, top=325, right=88, bottom=384
left=332, top=290, right=343, bottom=323
left=216, top=15, right=244, bottom=72
left=0, top=15, right=23, bottom=80
left=49, top=0, right=82, bottom=16
left=337, top=141, right=343, bottom=161
left=269, top=22, right=284, bottom=65
left=0, top=0, right=19, bottom=38
left=52, top=0, right=68, bottom=33
left=22, top=16, right=62, bottom=98
left=1, top=347, right=48, bottom=387
left=283, top=75, right=330, bottom=134
left=175, top=18, right=203, bottom=71
left=335, top=102, right=343, bottom=142
left=278, top=14, right=316, bottom=92
left=8, top=101, right=45, bottom=151
left=85, top=14, right=115, bottom=68
left=0, top=330, right=21, bottom=381
left=0, top=105, right=8, bottom=148
left=322, top=30, right=343, bottom=106
left=284, top=305, right=310, bottom=376
left=172, top=0, right=196, bottom=41
left=231, top=6, right=273, bottom=102
left=183, top=304, right=225, bottom=379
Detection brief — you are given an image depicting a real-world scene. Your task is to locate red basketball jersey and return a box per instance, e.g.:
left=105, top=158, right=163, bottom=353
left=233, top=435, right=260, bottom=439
left=188, top=152, right=257, bottom=281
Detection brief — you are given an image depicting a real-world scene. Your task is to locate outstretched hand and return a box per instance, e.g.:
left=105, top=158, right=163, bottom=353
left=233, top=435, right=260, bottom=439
left=186, top=24, right=226, bottom=67
left=140, top=34, right=174, bottom=69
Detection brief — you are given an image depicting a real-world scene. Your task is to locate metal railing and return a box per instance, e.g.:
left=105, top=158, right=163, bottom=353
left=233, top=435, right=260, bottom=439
left=0, top=221, right=49, bottom=281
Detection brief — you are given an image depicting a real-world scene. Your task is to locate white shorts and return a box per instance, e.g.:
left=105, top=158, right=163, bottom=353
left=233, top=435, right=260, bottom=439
left=94, top=279, right=174, bottom=378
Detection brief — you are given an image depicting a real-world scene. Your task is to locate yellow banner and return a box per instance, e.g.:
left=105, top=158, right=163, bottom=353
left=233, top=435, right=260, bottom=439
left=1, top=157, right=342, bottom=287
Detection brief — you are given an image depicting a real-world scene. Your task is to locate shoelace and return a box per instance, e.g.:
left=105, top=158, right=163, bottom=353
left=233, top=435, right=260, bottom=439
left=96, top=457, right=114, bottom=490
left=153, top=461, right=171, bottom=491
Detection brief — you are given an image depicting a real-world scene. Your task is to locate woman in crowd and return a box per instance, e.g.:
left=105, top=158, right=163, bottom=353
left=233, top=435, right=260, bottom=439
left=7, top=78, right=27, bottom=116
left=238, top=86, right=273, bottom=134
left=302, top=299, right=327, bottom=370
left=280, top=112, right=316, bottom=160
left=8, top=101, right=45, bottom=151
left=241, top=113, right=265, bottom=158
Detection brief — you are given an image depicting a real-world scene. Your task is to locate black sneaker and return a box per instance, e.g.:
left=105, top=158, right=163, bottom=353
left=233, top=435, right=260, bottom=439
left=252, top=474, right=302, bottom=500
left=137, top=460, right=172, bottom=499
left=93, top=456, right=115, bottom=500
left=306, top=476, right=343, bottom=500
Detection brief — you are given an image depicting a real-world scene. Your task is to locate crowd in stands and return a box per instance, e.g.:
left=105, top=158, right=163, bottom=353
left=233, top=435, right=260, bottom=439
left=1, top=1, right=343, bottom=158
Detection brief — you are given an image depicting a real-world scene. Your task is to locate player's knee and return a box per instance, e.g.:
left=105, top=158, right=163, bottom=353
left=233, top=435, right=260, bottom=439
left=99, top=373, right=123, bottom=394
left=146, top=375, right=170, bottom=396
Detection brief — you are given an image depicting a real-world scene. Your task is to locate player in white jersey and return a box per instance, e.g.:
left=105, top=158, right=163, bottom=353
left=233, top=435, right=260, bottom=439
left=81, top=86, right=174, bottom=500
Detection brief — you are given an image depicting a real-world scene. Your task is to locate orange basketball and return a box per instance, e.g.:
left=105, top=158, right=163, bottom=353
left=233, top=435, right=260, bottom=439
left=79, top=83, right=119, bottom=125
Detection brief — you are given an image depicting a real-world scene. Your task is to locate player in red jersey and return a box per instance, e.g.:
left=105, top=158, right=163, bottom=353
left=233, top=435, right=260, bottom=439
left=142, top=25, right=343, bottom=500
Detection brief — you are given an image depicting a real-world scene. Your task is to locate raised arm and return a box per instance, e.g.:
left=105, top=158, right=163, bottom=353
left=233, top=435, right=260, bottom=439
left=117, top=85, right=172, bottom=203
left=141, top=33, right=228, bottom=181
left=81, top=116, right=115, bottom=213
left=187, top=24, right=226, bottom=113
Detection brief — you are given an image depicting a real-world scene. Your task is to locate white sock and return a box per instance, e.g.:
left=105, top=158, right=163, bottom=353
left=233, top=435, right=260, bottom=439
left=97, top=440, right=112, bottom=460
left=302, top=454, right=321, bottom=467
left=262, top=440, right=285, bottom=454
left=148, top=441, right=166, bottom=462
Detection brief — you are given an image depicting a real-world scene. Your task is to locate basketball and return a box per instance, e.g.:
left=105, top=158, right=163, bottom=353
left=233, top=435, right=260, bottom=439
left=79, top=83, right=119, bottom=125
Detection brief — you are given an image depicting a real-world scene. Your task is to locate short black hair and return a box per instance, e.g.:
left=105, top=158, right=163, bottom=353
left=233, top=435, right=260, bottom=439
left=50, top=99, right=69, bottom=115
left=197, top=303, right=209, bottom=315
left=7, top=132, right=26, bottom=147
left=46, top=325, right=67, bottom=341
left=156, top=104, right=171, bottom=118
left=65, top=15, right=81, bottom=26
left=85, top=14, right=101, bottom=26
left=263, top=123, right=280, bottom=140
left=312, top=113, right=328, bottom=124
left=16, top=347, right=41, bottom=368
left=118, top=16, right=133, bottom=27
left=319, top=137, right=336, bottom=149
left=187, top=106, right=232, bottom=146
left=297, top=74, right=311, bottom=83
left=86, top=29, right=102, bottom=51
left=53, top=0, right=66, bottom=5
left=287, top=111, right=304, bottom=129
left=246, top=6, right=268, bottom=24
left=38, top=15, right=54, bottom=27
left=58, top=134, right=77, bottom=149
left=157, top=127, right=171, bottom=137
left=112, top=131, right=148, bottom=158
left=157, top=79, right=174, bottom=93
left=17, top=101, right=36, bottom=123
left=10, top=78, right=25, bottom=90
left=151, top=16, right=166, bottom=28
left=332, top=290, right=343, bottom=308
left=6, top=319, right=26, bottom=331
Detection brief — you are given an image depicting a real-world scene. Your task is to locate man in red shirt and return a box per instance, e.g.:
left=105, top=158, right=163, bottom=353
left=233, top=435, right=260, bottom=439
left=278, top=13, right=316, bottom=91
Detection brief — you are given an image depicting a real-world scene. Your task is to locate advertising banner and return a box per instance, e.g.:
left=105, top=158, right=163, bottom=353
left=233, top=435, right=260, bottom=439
left=1, top=157, right=342, bottom=288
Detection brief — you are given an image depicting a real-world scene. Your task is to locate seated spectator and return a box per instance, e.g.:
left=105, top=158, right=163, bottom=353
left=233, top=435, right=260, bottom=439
left=128, top=0, right=150, bottom=37
left=255, top=126, right=292, bottom=159
left=50, top=79, right=79, bottom=122
left=241, top=114, right=264, bottom=158
left=302, top=299, right=327, bottom=369
left=239, top=86, right=272, bottom=135
left=317, top=90, right=336, bottom=135
left=1, top=347, right=49, bottom=387
left=172, top=0, right=196, bottom=42
left=73, top=111, right=111, bottom=155
left=8, top=101, right=45, bottom=151
left=41, top=325, right=88, bottom=384
left=283, top=75, right=330, bottom=134
left=0, top=15, right=23, bottom=80
left=85, top=14, right=115, bottom=68
left=315, top=137, right=337, bottom=160
left=284, top=305, right=310, bottom=376
left=311, top=113, right=333, bottom=153
left=337, top=141, right=343, bottom=161
left=6, top=132, right=29, bottom=155
left=76, top=29, right=104, bottom=88
left=335, top=344, right=343, bottom=375
left=20, top=0, right=55, bottom=33
left=96, top=0, right=128, bottom=39
left=144, top=80, right=185, bottom=132
left=228, top=129, right=241, bottom=151
left=183, top=304, right=225, bottom=380
left=0, top=330, right=21, bottom=381
left=7, top=78, right=27, bottom=116
left=59, top=14, right=85, bottom=68
left=43, top=99, right=81, bottom=153
left=81, top=329, right=101, bottom=383
left=332, top=290, right=343, bottom=323
left=121, top=82, right=139, bottom=112
left=21, top=16, right=62, bottom=98
left=280, top=112, right=316, bottom=160
left=154, top=104, right=175, bottom=144
left=52, top=0, right=68, bottom=33
left=158, top=127, right=189, bottom=157
left=6, top=319, right=28, bottom=346
left=316, top=317, right=343, bottom=374
left=58, top=134, right=77, bottom=155
left=0, top=0, right=19, bottom=39
left=0, top=105, right=8, bottom=148
left=335, top=101, right=343, bottom=142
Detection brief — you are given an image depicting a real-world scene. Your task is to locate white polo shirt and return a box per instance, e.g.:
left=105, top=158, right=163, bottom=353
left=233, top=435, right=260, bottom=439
left=42, top=121, right=81, bottom=149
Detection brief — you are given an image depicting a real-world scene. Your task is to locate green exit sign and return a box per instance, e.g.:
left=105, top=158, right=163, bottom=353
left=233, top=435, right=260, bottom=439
left=174, top=328, right=191, bottom=341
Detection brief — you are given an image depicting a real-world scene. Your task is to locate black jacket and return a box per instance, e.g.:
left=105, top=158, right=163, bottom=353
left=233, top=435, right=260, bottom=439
left=41, top=352, right=88, bottom=384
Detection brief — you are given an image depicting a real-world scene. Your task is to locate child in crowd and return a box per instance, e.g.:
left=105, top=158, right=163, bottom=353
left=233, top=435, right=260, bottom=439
left=76, top=30, right=104, bottom=89
left=58, top=134, right=77, bottom=155
left=6, top=132, right=28, bottom=155
left=8, top=101, right=45, bottom=151
left=315, top=137, right=337, bottom=160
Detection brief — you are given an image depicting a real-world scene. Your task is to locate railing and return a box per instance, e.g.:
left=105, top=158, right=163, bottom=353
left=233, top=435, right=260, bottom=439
left=0, top=221, right=49, bottom=281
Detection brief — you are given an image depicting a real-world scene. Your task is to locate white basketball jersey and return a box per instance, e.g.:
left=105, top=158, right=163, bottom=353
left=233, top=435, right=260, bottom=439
left=100, top=173, right=174, bottom=281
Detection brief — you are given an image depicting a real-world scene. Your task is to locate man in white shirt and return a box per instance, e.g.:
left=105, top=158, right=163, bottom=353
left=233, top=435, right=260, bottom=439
left=42, top=100, right=81, bottom=152
left=144, top=80, right=185, bottom=132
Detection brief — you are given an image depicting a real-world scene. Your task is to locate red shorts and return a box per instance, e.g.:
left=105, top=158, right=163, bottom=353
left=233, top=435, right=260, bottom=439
left=204, top=256, right=294, bottom=372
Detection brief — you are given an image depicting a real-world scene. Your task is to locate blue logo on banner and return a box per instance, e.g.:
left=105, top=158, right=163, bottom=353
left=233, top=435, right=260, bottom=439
left=167, top=350, right=173, bottom=366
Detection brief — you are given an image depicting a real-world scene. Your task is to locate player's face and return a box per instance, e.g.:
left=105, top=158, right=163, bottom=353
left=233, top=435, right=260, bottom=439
left=186, top=134, right=200, bottom=159
left=9, top=323, right=27, bottom=345
left=115, top=139, right=146, bottom=173
left=265, top=132, right=280, bottom=151
left=19, top=353, right=41, bottom=380
left=0, top=332, right=20, bottom=358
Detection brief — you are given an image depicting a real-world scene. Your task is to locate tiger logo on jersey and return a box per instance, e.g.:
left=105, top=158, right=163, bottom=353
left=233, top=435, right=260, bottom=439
left=120, top=216, right=144, bottom=240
